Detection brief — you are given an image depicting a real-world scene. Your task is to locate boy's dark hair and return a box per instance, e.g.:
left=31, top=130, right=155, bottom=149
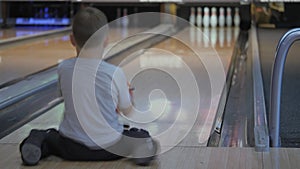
left=72, top=7, right=108, bottom=49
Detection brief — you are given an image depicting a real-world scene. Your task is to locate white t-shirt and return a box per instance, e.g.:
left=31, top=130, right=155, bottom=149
left=58, top=58, right=131, bottom=149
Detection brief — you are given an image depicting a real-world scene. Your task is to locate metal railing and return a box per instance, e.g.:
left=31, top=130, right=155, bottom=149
left=269, top=28, right=300, bottom=147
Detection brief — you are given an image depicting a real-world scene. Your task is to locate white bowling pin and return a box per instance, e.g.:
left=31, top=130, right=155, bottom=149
left=122, top=8, right=129, bottom=27
left=196, top=7, right=202, bottom=27
left=203, top=7, right=210, bottom=28
left=226, top=7, right=232, bottom=27
left=210, top=7, right=217, bottom=28
left=234, top=7, right=240, bottom=27
left=189, top=7, right=195, bottom=26
left=219, top=7, right=225, bottom=27
left=116, top=8, right=121, bottom=26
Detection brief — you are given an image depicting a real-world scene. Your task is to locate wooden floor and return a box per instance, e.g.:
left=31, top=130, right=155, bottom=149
left=0, top=26, right=62, bottom=40
left=1, top=143, right=300, bottom=169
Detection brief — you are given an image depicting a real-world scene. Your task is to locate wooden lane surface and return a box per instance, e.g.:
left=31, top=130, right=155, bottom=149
left=0, top=27, right=62, bottom=40
left=0, top=34, right=75, bottom=85
left=119, top=27, right=239, bottom=147
left=0, top=26, right=239, bottom=145
left=0, top=27, right=145, bottom=85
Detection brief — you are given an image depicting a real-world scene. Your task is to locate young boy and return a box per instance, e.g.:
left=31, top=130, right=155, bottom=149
left=20, top=7, right=158, bottom=166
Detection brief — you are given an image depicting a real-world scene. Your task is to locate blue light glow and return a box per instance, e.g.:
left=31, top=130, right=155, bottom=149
left=16, top=18, right=70, bottom=26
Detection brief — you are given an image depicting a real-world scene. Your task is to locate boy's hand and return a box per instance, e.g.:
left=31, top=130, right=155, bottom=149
left=128, top=82, right=134, bottom=104
left=129, top=87, right=134, bottom=97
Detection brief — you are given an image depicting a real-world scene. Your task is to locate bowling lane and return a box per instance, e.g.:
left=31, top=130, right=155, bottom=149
left=0, top=33, right=74, bottom=86
left=0, top=27, right=145, bottom=86
left=0, top=27, right=150, bottom=139
left=119, top=26, right=239, bottom=148
left=0, top=26, right=239, bottom=148
left=0, top=26, right=67, bottom=40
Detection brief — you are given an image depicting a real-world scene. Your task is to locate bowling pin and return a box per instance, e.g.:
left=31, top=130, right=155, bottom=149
left=210, top=7, right=217, bottom=28
left=116, top=8, right=121, bottom=26
left=234, top=7, right=240, bottom=27
left=196, top=7, right=202, bottom=27
left=122, top=8, right=129, bottom=27
left=226, top=7, right=232, bottom=27
left=219, top=7, right=225, bottom=27
left=44, top=7, right=48, bottom=19
left=203, top=7, right=210, bottom=28
left=189, top=7, right=195, bottom=26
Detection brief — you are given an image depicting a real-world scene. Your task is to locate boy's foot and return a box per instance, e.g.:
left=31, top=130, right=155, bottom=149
left=21, top=143, right=41, bottom=166
left=20, top=129, right=48, bottom=166
left=133, top=139, right=160, bottom=166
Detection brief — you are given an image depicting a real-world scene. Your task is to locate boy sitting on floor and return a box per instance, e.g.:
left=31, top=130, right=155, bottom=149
left=20, top=7, right=159, bottom=166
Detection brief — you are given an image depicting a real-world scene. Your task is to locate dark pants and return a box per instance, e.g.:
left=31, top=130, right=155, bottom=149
left=29, top=128, right=154, bottom=161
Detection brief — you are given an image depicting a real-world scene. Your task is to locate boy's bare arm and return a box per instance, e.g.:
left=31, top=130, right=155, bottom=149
left=117, top=85, right=134, bottom=116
